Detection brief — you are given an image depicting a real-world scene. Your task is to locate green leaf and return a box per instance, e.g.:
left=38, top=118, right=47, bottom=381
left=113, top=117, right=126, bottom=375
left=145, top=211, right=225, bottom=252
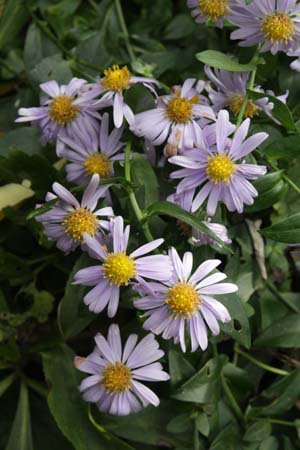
left=196, top=50, right=263, bottom=72
left=0, top=128, right=42, bottom=156
left=0, top=0, right=29, bottom=48
left=261, top=212, right=300, bottom=243
left=220, top=293, right=252, bottom=349
left=251, top=370, right=300, bottom=417
left=0, top=372, right=17, bottom=398
left=245, top=171, right=285, bottom=213
left=244, top=421, right=272, bottom=442
left=131, top=153, right=159, bottom=208
left=254, top=314, right=300, bottom=348
left=258, top=437, right=278, bottom=450
left=248, top=90, right=297, bottom=131
left=173, top=356, right=226, bottom=403
left=164, top=14, right=196, bottom=40
left=168, top=349, right=195, bottom=388
left=42, top=344, right=133, bottom=450
left=58, top=254, right=94, bottom=339
left=195, top=413, right=210, bottom=437
left=29, top=54, right=73, bottom=84
left=5, top=383, right=33, bottom=450
left=166, top=413, right=192, bottom=434
left=264, top=135, right=300, bottom=161
left=24, top=23, right=60, bottom=71
left=146, top=201, right=227, bottom=248
left=209, top=424, right=241, bottom=450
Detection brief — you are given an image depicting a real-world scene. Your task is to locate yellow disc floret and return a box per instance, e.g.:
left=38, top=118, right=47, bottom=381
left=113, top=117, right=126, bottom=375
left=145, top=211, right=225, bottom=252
left=166, top=283, right=200, bottom=318
left=206, top=154, right=236, bottom=184
left=101, top=65, right=131, bottom=92
left=103, top=252, right=136, bottom=286
left=199, top=0, right=228, bottom=21
left=49, top=95, right=79, bottom=126
left=83, top=153, right=112, bottom=178
left=63, top=208, right=98, bottom=241
left=166, top=95, right=198, bottom=123
left=261, top=12, right=295, bottom=44
left=229, top=94, right=260, bottom=119
left=102, top=362, right=132, bottom=394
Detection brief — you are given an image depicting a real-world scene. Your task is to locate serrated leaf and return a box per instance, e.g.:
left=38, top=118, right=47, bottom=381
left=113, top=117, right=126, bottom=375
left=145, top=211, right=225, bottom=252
left=261, top=213, right=300, bottom=243
left=168, top=349, right=195, bottom=388
left=196, top=50, right=263, bottom=72
left=244, top=421, right=272, bottom=442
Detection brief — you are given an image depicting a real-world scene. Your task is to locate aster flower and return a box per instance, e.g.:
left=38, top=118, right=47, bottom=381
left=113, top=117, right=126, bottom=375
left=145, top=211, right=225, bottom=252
left=59, top=113, right=124, bottom=186
left=134, top=248, right=238, bottom=352
left=36, top=174, right=113, bottom=253
left=187, top=0, right=234, bottom=28
left=229, top=0, right=300, bottom=55
left=169, top=110, right=268, bottom=216
left=288, top=46, right=300, bottom=71
left=16, top=78, right=101, bottom=153
left=204, top=66, right=288, bottom=121
left=168, top=190, right=232, bottom=247
left=132, top=79, right=215, bottom=155
left=73, top=216, right=171, bottom=317
left=94, top=64, right=159, bottom=128
left=75, top=324, right=169, bottom=416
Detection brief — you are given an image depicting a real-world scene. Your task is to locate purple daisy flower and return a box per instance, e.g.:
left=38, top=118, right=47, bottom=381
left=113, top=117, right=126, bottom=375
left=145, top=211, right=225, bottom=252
left=36, top=174, right=113, bottom=253
left=187, top=0, right=235, bottom=28
left=73, top=216, right=171, bottom=317
left=229, top=0, right=300, bottom=55
left=93, top=64, right=159, bottom=128
left=59, top=113, right=124, bottom=186
left=169, top=110, right=268, bottom=216
left=132, top=79, right=215, bottom=155
left=168, top=190, right=232, bottom=247
left=16, top=78, right=101, bottom=154
left=134, top=248, right=238, bottom=352
left=288, top=46, right=300, bottom=71
left=204, top=65, right=288, bottom=122
left=75, top=324, right=169, bottom=416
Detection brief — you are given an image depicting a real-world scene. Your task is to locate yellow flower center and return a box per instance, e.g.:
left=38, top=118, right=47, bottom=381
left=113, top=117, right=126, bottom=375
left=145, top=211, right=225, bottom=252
left=49, top=95, right=79, bottom=126
left=103, top=252, right=136, bottom=286
left=102, top=362, right=132, bottom=394
left=101, top=65, right=131, bottom=92
left=166, top=283, right=200, bottom=318
left=62, top=208, right=98, bottom=241
left=206, top=154, right=236, bottom=184
left=199, top=0, right=228, bottom=20
left=83, top=153, right=112, bottom=178
left=261, top=12, right=296, bottom=44
left=229, top=94, right=260, bottom=119
left=166, top=96, right=198, bottom=124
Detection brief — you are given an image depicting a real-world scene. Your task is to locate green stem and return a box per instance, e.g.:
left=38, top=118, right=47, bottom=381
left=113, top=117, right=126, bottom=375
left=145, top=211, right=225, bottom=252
left=266, top=279, right=299, bottom=313
left=194, top=417, right=200, bottom=450
left=124, top=143, right=155, bottom=242
left=88, top=404, right=106, bottom=433
left=114, top=0, right=136, bottom=63
left=221, top=374, right=245, bottom=426
left=236, top=65, right=257, bottom=128
left=268, top=418, right=299, bottom=428
left=237, top=348, right=289, bottom=376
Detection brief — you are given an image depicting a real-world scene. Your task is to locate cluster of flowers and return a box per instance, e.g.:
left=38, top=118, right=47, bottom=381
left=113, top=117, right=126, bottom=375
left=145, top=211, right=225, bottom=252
left=16, top=0, right=295, bottom=416
left=188, top=0, right=300, bottom=69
